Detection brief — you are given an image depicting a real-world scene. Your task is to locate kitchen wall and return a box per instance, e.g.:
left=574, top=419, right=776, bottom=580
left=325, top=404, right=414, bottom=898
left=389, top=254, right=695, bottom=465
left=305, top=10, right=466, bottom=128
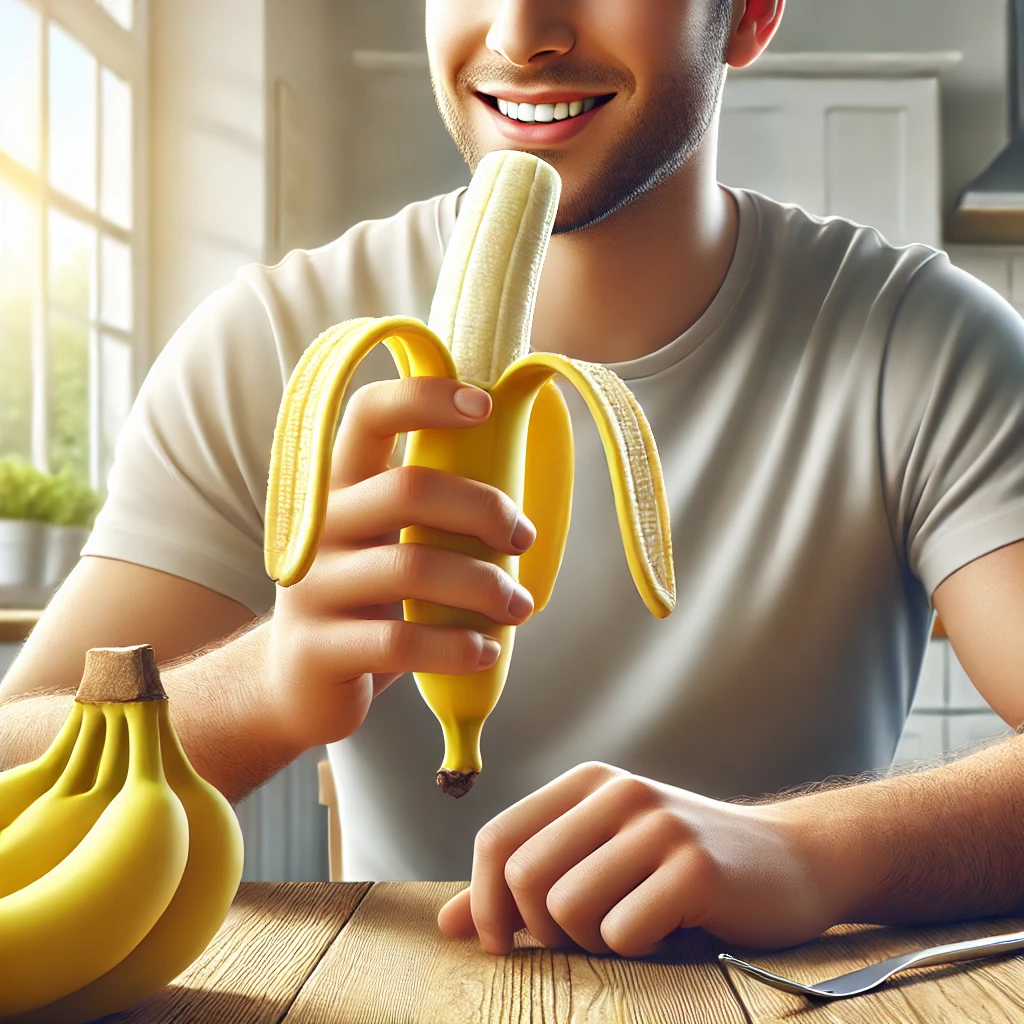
left=774, top=0, right=1010, bottom=224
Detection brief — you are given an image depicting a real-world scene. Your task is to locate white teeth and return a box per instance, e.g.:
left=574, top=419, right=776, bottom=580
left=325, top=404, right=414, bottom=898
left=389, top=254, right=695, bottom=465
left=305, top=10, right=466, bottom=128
left=492, top=95, right=602, bottom=122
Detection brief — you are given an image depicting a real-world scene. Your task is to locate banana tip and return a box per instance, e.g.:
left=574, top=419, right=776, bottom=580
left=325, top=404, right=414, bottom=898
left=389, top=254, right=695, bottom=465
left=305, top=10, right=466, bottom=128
left=437, top=769, right=479, bottom=799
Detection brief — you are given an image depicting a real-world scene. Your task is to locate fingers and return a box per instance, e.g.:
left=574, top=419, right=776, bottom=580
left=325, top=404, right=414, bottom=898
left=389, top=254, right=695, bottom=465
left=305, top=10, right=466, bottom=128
left=544, top=824, right=665, bottom=954
left=331, top=377, right=492, bottom=487
left=469, top=762, right=627, bottom=953
left=323, top=465, right=535, bottom=555
left=307, top=544, right=535, bottom=626
left=599, top=849, right=712, bottom=958
left=313, top=616, right=502, bottom=678
left=438, top=886, right=526, bottom=939
left=502, top=776, right=664, bottom=953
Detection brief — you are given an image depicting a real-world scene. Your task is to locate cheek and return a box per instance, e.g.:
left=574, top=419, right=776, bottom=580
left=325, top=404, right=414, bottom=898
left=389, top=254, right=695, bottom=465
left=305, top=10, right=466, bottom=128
left=425, top=1, right=484, bottom=82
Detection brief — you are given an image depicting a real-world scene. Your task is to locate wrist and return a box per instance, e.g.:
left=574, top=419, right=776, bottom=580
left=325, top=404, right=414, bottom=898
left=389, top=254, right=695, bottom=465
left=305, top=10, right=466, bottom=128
left=775, top=783, right=895, bottom=926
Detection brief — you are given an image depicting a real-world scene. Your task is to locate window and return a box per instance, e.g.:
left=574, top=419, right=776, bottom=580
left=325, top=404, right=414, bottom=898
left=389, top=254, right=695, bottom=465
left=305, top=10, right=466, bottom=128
left=0, top=0, right=145, bottom=493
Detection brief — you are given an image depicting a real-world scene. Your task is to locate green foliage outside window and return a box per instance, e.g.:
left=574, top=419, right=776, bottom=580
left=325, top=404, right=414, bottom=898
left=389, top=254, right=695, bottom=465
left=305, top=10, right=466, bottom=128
left=0, top=456, right=102, bottom=526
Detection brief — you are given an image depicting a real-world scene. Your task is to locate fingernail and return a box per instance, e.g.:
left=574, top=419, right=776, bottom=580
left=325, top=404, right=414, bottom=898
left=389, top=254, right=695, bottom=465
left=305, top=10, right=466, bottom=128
left=478, top=635, right=501, bottom=668
left=453, top=386, right=490, bottom=418
left=507, top=584, right=533, bottom=620
left=510, top=514, right=536, bottom=552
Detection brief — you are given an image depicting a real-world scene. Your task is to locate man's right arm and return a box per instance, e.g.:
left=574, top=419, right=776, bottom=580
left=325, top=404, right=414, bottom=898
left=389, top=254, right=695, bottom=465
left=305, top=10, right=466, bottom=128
left=0, top=377, right=537, bottom=804
left=0, top=556, right=295, bottom=803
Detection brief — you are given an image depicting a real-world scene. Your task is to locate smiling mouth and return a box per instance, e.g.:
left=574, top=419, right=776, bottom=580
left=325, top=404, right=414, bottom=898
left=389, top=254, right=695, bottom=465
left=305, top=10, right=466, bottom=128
left=477, top=92, right=615, bottom=124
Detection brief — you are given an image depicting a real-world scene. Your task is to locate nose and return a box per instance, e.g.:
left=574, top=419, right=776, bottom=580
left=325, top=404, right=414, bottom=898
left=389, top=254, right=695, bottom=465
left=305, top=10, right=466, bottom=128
left=485, top=0, right=575, bottom=66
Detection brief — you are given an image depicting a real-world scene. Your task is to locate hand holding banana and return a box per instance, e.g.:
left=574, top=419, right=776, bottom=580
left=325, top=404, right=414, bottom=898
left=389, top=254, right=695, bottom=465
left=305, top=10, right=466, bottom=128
left=266, top=151, right=676, bottom=796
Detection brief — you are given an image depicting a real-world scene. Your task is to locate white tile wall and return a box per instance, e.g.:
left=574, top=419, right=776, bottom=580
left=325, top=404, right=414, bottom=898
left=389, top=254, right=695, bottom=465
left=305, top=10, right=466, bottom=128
left=893, top=639, right=1015, bottom=768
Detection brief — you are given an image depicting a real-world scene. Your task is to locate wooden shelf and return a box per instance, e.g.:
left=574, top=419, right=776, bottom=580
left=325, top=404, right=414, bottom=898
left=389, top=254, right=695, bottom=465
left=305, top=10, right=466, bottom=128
left=0, top=609, right=42, bottom=644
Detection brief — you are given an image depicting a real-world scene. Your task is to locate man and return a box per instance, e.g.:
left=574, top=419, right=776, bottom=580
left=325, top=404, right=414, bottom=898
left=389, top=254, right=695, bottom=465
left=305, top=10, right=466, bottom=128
left=4, top=0, right=1024, bottom=959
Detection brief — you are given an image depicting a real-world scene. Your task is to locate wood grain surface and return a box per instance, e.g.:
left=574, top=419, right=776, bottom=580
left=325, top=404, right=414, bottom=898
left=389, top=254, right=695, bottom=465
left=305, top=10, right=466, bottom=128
left=284, top=881, right=746, bottom=1024
left=112, top=882, right=370, bottom=1023
left=99, top=883, right=1024, bottom=1023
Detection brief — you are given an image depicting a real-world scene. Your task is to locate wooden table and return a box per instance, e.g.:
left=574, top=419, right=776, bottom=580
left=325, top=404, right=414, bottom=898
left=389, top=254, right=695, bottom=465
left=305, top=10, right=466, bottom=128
left=110, top=882, right=1024, bottom=1023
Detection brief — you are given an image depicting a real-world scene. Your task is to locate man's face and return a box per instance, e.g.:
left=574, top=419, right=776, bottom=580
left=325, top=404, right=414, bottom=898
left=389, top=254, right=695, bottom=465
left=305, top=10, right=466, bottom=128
left=427, top=0, right=735, bottom=233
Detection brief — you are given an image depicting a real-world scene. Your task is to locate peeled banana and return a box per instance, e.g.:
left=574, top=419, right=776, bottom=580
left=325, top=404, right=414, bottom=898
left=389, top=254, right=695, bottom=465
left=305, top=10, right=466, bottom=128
left=0, top=645, right=243, bottom=1022
left=265, top=150, right=676, bottom=797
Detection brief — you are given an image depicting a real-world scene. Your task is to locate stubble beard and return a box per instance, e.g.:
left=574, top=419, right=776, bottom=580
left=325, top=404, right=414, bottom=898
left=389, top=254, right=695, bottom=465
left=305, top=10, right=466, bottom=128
left=431, top=21, right=731, bottom=234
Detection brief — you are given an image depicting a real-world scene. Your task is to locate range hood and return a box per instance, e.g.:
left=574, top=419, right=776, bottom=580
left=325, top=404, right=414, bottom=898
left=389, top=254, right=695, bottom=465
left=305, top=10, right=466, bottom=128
left=950, top=0, right=1024, bottom=242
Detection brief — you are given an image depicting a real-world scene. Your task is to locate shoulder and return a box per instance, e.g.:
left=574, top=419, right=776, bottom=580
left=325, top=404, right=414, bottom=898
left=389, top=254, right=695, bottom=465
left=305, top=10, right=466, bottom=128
left=239, top=189, right=460, bottom=334
left=739, top=189, right=935, bottom=298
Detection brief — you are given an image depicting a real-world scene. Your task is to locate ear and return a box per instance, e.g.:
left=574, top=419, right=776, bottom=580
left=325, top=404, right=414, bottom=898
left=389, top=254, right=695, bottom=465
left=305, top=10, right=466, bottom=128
left=725, top=0, right=785, bottom=70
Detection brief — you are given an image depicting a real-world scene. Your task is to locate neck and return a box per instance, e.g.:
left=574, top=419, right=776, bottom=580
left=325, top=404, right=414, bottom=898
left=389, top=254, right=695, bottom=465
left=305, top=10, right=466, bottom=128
left=529, top=129, right=737, bottom=364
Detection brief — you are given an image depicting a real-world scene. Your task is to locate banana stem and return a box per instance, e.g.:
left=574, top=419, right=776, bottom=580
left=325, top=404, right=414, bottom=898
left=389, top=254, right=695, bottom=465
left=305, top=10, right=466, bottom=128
left=76, top=645, right=167, bottom=705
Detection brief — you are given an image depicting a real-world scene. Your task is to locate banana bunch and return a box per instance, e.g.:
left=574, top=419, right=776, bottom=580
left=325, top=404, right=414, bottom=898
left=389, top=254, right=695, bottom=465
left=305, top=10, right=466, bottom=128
left=0, top=644, right=243, bottom=1022
left=266, top=150, right=676, bottom=798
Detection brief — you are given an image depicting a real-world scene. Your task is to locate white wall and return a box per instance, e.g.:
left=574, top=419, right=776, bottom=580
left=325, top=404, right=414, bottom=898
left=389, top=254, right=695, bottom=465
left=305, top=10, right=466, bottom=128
left=149, top=0, right=267, bottom=359
left=774, top=0, right=1010, bottom=219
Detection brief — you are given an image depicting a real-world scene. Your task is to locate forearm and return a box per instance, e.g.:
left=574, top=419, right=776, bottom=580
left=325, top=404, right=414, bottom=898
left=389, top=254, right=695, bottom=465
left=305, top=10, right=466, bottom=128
left=787, top=733, right=1024, bottom=927
left=0, top=616, right=303, bottom=804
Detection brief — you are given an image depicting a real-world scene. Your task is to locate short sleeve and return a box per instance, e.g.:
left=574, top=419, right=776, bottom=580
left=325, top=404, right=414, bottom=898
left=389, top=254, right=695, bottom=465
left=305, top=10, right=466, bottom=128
left=83, top=274, right=281, bottom=614
left=881, top=253, right=1024, bottom=597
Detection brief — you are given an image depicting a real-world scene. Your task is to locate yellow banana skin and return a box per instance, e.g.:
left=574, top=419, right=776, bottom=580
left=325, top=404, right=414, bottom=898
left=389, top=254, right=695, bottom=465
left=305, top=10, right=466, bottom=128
left=0, top=699, right=189, bottom=1018
left=14, top=704, right=245, bottom=1024
left=0, top=704, right=128, bottom=898
left=265, top=151, right=676, bottom=797
left=0, top=701, right=82, bottom=830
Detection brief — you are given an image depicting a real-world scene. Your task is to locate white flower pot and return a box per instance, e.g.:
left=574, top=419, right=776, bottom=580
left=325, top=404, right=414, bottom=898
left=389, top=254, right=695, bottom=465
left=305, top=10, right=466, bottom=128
left=42, top=525, right=92, bottom=590
left=0, top=519, right=45, bottom=589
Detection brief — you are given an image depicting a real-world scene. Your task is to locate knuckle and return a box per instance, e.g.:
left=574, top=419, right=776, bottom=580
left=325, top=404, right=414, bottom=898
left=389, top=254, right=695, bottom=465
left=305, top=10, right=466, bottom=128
left=347, top=379, right=388, bottom=417
left=604, top=773, right=658, bottom=809
left=503, top=852, right=541, bottom=894
left=544, top=882, right=573, bottom=922
left=599, top=915, right=638, bottom=957
left=395, top=542, right=433, bottom=584
left=645, top=808, right=693, bottom=849
left=379, top=619, right=417, bottom=663
left=569, top=761, right=621, bottom=787
left=391, top=464, right=434, bottom=507
left=474, top=821, right=508, bottom=864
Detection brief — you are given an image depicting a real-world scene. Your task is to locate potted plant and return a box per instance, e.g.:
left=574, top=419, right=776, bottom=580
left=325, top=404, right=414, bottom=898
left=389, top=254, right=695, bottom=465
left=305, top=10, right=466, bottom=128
left=40, top=469, right=104, bottom=590
left=0, top=457, right=56, bottom=591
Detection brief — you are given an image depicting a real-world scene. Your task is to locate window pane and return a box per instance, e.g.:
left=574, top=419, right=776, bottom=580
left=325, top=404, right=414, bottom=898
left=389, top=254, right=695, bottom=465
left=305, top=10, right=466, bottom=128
left=49, top=24, right=97, bottom=209
left=100, top=68, right=132, bottom=228
left=100, top=235, right=131, bottom=330
left=49, top=311, right=91, bottom=482
left=100, top=332, right=131, bottom=486
left=0, top=0, right=41, bottom=170
left=49, top=210, right=95, bottom=319
left=98, top=0, right=132, bottom=31
left=0, top=184, right=37, bottom=460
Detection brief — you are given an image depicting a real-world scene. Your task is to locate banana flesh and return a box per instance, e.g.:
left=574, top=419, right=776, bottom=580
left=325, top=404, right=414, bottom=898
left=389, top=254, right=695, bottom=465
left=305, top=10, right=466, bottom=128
left=265, top=150, right=676, bottom=798
left=0, top=645, right=243, bottom=1022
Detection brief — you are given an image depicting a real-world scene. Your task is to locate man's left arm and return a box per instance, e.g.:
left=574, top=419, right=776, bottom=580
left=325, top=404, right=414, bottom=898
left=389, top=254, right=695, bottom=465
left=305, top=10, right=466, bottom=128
left=437, top=539, right=1024, bottom=955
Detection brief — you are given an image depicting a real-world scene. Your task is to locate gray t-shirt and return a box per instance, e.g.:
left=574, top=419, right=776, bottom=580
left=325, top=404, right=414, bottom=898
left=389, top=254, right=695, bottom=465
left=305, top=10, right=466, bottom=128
left=85, top=186, right=1024, bottom=880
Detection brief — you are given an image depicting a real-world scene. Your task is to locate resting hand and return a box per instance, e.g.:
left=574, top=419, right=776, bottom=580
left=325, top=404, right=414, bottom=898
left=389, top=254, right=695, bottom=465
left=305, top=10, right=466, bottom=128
left=438, top=761, right=850, bottom=957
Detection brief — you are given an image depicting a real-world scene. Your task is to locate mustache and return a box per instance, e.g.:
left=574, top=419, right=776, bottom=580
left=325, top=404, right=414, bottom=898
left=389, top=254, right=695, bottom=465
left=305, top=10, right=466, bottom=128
left=455, top=58, right=635, bottom=95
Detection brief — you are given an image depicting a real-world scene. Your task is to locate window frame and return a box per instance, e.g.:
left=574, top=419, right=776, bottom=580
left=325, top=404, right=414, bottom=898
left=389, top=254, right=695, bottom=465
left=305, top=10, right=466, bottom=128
left=0, top=0, right=148, bottom=491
